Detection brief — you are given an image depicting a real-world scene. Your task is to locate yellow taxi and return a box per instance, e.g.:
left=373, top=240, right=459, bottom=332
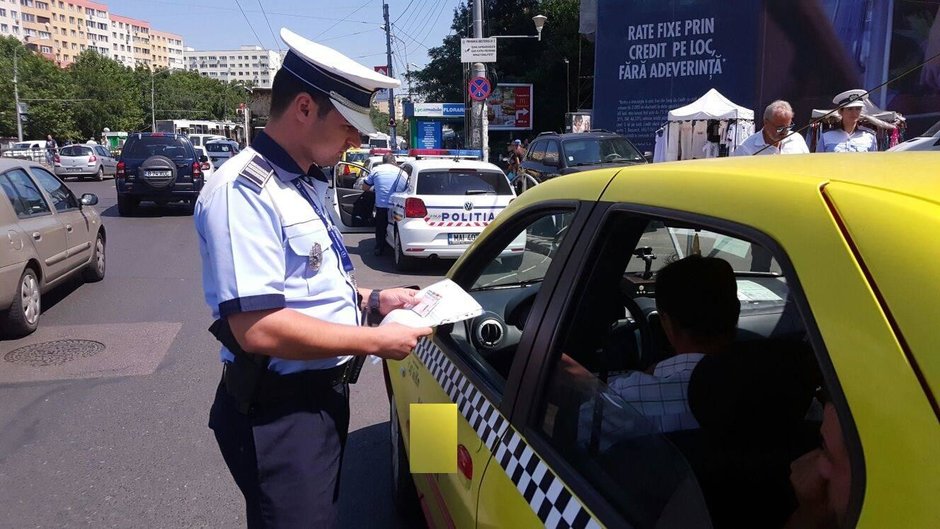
left=384, top=153, right=939, bottom=529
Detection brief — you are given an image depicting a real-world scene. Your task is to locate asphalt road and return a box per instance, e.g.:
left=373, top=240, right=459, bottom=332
left=0, top=178, right=450, bottom=528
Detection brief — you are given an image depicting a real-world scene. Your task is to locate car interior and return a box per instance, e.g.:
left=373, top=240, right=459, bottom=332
left=442, top=210, right=843, bottom=528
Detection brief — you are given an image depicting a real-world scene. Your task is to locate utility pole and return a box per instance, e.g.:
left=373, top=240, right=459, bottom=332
left=13, top=49, right=23, bottom=141
left=383, top=2, right=397, bottom=146
left=470, top=0, right=488, bottom=161
left=150, top=69, right=156, bottom=132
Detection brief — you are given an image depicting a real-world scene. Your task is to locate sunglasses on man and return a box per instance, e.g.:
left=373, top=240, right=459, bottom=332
left=772, top=124, right=795, bottom=134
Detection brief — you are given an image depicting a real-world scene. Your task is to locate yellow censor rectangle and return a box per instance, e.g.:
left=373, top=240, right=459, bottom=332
left=409, top=403, right=457, bottom=474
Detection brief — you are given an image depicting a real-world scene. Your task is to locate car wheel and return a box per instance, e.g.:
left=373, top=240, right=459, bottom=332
left=81, top=232, right=106, bottom=282
left=390, top=397, right=422, bottom=519
left=2, top=268, right=41, bottom=337
left=95, top=167, right=104, bottom=181
left=117, top=195, right=137, bottom=216
left=394, top=230, right=416, bottom=272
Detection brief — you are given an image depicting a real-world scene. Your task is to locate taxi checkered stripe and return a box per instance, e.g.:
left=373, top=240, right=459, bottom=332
left=413, top=337, right=601, bottom=529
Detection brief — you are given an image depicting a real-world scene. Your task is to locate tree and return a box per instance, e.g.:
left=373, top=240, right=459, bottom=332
left=69, top=50, right=145, bottom=138
left=0, top=37, right=79, bottom=139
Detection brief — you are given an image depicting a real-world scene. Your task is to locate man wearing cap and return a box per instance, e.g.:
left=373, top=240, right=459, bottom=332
left=194, top=28, right=431, bottom=528
left=733, top=100, right=809, bottom=156
left=362, top=153, right=406, bottom=255
left=818, top=89, right=878, bottom=153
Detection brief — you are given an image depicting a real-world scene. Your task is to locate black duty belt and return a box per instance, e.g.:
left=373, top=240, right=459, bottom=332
left=222, top=361, right=350, bottom=414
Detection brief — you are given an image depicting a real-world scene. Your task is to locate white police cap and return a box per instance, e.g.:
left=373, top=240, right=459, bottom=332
left=279, top=28, right=400, bottom=134
left=832, top=89, right=868, bottom=109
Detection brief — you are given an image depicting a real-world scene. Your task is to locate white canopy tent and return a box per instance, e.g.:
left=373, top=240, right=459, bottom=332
left=654, top=88, right=755, bottom=162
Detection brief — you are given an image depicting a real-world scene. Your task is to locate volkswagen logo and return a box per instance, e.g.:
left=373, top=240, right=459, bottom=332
left=464, top=202, right=474, bottom=211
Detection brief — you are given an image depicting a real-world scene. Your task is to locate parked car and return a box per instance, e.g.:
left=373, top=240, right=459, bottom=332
left=887, top=119, right=940, bottom=152
left=193, top=146, right=215, bottom=177
left=385, top=158, right=523, bottom=271
left=204, top=139, right=239, bottom=168
left=385, top=152, right=939, bottom=529
left=53, top=144, right=118, bottom=180
left=115, top=132, right=207, bottom=216
left=517, top=130, right=647, bottom=194
left=0, top=159, right=105, bottom=337
left=2, top=140, right=47, bottom=162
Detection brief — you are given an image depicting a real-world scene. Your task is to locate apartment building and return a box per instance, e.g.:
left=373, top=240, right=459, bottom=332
left=150, top=29, right=184, bottom=70
left=185, top=45, right=282, bottom=88
left=0, top=1, right=183, bottom=70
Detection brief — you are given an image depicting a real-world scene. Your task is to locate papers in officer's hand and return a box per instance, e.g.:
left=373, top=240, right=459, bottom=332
left=381, top=279, right=482, bottom=328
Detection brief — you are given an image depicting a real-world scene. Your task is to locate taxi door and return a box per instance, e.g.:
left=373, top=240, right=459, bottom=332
left=328, top=161, right=373, bottom=232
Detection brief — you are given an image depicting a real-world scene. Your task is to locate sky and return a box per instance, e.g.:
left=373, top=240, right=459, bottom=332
left=116, top=0, right=461, bottom=84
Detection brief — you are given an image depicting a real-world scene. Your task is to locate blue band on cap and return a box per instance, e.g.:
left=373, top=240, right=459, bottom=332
left=281, top=51, right=374, bottom=111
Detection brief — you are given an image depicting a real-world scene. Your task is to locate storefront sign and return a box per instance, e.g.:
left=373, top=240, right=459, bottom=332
left=411, top=103, right=466, bottom=118
left=416, top=120, right=443, bottom=149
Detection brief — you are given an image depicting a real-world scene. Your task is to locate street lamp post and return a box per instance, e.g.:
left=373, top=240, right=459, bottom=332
left=13, top=47, right=23, bottom=141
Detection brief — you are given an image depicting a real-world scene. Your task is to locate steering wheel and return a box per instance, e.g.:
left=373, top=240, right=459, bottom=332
left=604, top=153, right=621, bottom=162
left=621, top=294, right=654, bottom=367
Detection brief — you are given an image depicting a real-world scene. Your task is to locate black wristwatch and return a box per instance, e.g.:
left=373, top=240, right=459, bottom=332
left=367, top=289, right=382, bottom=326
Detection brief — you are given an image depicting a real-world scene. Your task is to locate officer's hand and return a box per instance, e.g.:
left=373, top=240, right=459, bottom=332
left=379, top=288, right=420, bottom=315
left=371, top=323, right=432, bottom=360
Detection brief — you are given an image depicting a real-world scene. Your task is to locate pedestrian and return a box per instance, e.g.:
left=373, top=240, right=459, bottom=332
left=361, top=153, right=405, bottom=256
left=507, top=138, right=524, bottom=181
left=44, top=134, right=57, bottom=165
left=817, top=89, right=878, bottom=153
left=194, top=27, right=431, bottom=529
left=733, top=100, right=809, bottom=156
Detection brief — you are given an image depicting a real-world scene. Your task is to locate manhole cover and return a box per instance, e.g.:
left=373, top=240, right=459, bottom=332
left=5, top=340, right=105, bottom=367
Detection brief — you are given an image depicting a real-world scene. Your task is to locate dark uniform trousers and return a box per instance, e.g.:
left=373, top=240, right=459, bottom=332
left=210, top=373, right=350, bottom=528
left=374, top=207, right=389, bottom=254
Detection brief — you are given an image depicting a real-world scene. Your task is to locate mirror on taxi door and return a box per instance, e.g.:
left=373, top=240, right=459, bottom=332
left=80, top=193, right=98, bottom=206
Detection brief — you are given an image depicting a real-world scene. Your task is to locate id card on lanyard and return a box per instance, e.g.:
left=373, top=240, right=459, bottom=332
left=293, top=177, right=358, bottom=293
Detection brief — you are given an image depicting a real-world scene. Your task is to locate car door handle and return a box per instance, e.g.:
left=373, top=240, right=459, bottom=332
left=32, top=232, right=41, bottom=240
left=66, top=225, right=73, bottom=232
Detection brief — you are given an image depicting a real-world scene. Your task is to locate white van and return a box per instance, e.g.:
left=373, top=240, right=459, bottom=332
left=185, top=134, right=227, bottom=148
left=2, top=140, right=47, bottom=161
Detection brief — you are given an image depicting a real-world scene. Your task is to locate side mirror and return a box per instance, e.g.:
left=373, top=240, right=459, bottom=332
left=643, top=151, right=653, bottom=163
left=199, top=155, right=209, bottom=163
left=543, top=157, right=558, bottom=168
left=80, top=193, right=98, bottom=206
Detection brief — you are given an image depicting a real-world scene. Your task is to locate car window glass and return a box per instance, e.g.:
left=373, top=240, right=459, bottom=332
left=0, top=172, right=28, bottom=217
left=96, top=146, right=110, bottom=157
left=4, top=168, right=50, bottom=216
left=31, top=166, right=78, bottom=211
left=123, top=136, right=193, bottom=159
left=527, top=140, right=546, bottom=162
left=533, top=210, right=846, bottom=529
left=205, top=143, right=232, bottom=153
left=61, top=145, right=93, bottom=157
left=416, top=170, right=512, bottom=195
left=543, top=141, right=560, bottom=165
left=439, top=210, right=575, bottom=393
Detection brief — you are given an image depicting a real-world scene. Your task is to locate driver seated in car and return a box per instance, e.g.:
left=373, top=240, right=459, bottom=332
left=609, top=255, right=740, bottom=432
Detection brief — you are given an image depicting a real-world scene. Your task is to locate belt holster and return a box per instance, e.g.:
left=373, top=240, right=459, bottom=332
left=209, top=319, right=270, bottom=414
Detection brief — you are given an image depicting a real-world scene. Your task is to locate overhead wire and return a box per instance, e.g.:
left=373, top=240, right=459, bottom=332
left=315, top=0, right=377, bottom=40
left=398, top=0, right=443, bottom=39
left=232, top=0, right=266, bottom=48
left=256, top=0, right=281, bottom=52
left=392, top=0, right=417, bottom=24
left=416, top=0, right=451, bottom=51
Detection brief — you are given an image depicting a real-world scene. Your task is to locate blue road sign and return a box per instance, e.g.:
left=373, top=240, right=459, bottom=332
left=468, top=77, right=492, bottom=101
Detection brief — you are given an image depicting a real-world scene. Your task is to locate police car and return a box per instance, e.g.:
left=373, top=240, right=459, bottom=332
left=385, top=157, right=524, bottom=271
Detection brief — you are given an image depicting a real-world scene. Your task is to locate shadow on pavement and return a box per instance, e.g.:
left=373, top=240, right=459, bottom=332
left=339, top=421, right=427, bottom=529
left=346, top=237, right=453, bottom=277
left=99, top=202, right=194, bottom=218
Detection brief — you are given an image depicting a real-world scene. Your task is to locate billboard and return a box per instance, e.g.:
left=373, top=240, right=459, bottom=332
left=486, top=84, right=533, bottom=130
left=416, top=120, right=443, bottom=149
left=593, top=0, right=940, bottom=152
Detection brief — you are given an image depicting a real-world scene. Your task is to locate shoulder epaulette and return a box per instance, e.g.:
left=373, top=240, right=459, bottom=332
left=236, top=155, right=275, bottom=192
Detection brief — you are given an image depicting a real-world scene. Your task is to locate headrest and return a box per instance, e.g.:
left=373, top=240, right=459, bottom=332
left=688, top=339, right=818, bottom=434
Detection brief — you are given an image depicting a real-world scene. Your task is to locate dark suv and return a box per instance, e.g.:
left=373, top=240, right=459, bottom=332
left=516, top=130, right=647, bottom=193
left=115, top=132, right=207, bottom=216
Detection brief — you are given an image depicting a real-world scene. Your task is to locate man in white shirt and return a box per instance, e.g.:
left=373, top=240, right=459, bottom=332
left=608, top=255, right=741, bottom=432
left=733, top=100, right=809, bottom=156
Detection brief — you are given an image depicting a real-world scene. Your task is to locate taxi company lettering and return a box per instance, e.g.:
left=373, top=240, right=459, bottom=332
left=618, top=17, right=724, bottom=80
left=441, top=211, right=496, bottom=222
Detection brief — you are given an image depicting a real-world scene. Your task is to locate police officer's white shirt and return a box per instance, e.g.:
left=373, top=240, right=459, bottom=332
left=195, top=132, right=358, bottom=374
left=819, top=126, right=877, bottom=152
left=732, top=129, right=810, bottom=156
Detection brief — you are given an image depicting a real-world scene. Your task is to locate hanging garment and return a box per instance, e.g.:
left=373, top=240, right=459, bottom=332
left=679, top=121, right=694, bottom=160
left=653, top=128, right=667, bottom=163
left=690, top=120, right=709, bottom=159
left=666, top=122, right=681, bottom=161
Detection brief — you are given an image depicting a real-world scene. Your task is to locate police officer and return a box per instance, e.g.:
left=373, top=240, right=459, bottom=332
left=361, top=153, right=406, bottom=255
left=819, top=89, right=878, bottom=152
left=194, top=28, right=431, bottom=528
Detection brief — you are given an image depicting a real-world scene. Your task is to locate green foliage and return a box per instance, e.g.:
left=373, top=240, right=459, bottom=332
left=370, top=106, right=390, bottom=134
left=0, top=37, right=249, bottom=141
left=410, top=0, right=594, bottom=141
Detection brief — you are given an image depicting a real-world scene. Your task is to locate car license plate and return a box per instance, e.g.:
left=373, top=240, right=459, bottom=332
left=66, top=167, right=80, bottom=172
left=448, top=233, right=477, bottom=245
left=145, top=170, right=172, bottom=177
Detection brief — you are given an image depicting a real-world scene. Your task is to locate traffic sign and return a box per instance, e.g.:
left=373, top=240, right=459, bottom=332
left=374, top=65, right=389, bottom=76
left=468, top=77, right=492, bottom=102
left=460, top=38, right=497, bottom=63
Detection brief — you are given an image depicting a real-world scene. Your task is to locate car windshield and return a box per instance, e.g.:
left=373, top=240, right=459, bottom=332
left=60, top=146, right=93, bottom=157
left=918, top=119, right=940, bottom=138
left=205, top=143, right=232, bottom=153
left=124, top=136, right=193, bottom=160
left=416, top=170, right=512, bottom=195
left=564, top=137, right=645, bottom=166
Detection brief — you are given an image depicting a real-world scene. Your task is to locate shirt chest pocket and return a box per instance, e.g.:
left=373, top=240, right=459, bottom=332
left=284, top=220, right=333, bottom=295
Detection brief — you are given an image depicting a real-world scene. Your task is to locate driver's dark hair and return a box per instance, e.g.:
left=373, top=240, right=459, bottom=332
left=269, top=69, right=335, bottom=120
left=655, top=255, right=740, bottom=346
